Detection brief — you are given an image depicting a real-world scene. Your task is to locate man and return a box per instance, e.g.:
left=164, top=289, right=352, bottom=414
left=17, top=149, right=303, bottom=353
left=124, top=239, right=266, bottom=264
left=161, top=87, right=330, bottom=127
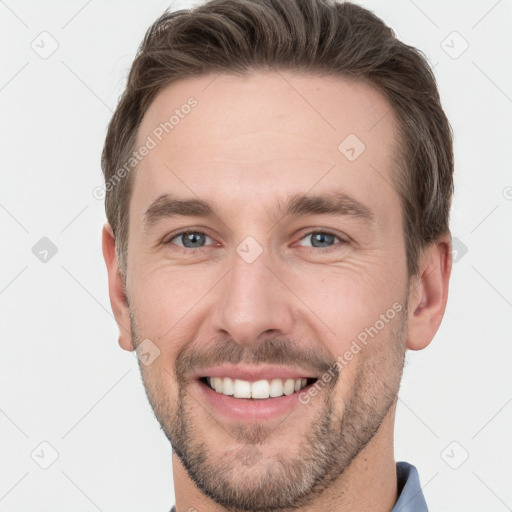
left=101, top=0, right=453, bottom=510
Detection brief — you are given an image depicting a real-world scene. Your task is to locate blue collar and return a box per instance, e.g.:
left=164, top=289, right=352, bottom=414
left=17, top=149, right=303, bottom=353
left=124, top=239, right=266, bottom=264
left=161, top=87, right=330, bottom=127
left=392, top=461, right=429, bottom=511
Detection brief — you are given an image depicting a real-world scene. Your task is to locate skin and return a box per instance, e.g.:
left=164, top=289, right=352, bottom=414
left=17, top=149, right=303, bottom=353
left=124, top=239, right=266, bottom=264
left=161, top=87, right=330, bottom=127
left=103, top=71, right=452, bottom=512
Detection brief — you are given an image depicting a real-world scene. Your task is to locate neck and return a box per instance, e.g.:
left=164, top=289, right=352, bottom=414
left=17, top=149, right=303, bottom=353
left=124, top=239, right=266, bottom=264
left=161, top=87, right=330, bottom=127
left=172, top=404, right=398, bottom=512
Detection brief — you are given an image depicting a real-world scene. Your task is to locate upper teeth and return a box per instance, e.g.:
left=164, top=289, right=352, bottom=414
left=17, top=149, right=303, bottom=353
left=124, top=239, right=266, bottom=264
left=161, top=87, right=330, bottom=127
left=207, top=377, right=308, bottom=399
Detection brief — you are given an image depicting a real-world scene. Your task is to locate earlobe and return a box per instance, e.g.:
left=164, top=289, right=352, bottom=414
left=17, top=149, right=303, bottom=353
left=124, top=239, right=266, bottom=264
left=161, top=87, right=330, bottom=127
left=101, top=223, right=134, bottom=352
left=406, top=235, right=452, bottom=351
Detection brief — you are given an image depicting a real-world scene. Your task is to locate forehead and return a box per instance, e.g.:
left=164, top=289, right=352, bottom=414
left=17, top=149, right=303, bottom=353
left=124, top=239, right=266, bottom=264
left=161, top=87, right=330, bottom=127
left=132, top=71, right=400, bottom=225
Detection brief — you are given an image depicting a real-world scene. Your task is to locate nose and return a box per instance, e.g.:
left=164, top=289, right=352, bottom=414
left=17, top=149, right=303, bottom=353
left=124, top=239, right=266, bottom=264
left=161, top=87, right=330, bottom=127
left=211, top=246, right=295, bottom=347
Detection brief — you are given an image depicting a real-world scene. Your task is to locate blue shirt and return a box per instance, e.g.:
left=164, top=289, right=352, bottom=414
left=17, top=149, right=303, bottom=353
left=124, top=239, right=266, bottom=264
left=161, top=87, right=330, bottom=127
left=170, top=461, right=428, bottom=512
left=392, top=461, right=429, bottom=511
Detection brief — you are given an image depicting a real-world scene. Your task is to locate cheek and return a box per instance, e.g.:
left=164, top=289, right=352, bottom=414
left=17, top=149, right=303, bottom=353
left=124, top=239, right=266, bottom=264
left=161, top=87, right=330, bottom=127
left=130, top=264, right=216, bottom=339
left=323, top=306, right=406, bottom=415
left=289, top=260, right=403, bottom=342
left=139, top=360, right=179, bottom=421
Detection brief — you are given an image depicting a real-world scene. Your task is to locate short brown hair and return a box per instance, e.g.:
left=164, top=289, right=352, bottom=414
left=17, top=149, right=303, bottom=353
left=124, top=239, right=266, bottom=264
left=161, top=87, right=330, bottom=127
left=101, top=0, right=454, bottom=279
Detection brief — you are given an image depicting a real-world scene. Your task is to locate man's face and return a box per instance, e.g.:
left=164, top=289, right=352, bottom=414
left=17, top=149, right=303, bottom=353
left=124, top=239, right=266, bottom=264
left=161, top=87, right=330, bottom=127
left=125, top=71, right=410, bottom=509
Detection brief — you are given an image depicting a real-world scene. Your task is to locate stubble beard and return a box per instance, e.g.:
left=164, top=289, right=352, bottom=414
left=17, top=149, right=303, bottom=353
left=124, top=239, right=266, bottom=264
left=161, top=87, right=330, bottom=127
left=132, top=307, right=407, bottom=511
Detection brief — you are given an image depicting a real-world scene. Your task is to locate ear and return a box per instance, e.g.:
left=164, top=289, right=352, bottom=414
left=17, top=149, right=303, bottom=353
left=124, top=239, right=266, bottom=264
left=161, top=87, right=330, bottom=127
left=102, top=223, right=134, bottom=351
left=406, top=234, right=453, bottom=351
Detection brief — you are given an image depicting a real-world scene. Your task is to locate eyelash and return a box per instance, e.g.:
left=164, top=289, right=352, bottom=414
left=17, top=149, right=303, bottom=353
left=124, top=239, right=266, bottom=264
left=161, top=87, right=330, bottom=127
left=164, top=229, right=347, bottom=253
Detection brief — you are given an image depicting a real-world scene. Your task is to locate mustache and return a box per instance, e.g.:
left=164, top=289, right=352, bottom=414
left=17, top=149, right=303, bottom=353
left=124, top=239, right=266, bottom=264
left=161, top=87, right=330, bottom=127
left=174, top=335, right=337, bottom=384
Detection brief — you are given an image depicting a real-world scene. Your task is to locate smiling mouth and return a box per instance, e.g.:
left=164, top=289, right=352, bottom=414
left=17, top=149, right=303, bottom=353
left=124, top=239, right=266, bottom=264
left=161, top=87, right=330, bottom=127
left=199, top=376, right=318, bottom=399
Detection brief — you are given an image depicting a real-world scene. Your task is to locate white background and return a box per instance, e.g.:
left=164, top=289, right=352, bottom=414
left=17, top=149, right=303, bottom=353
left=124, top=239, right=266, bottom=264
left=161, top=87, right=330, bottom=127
left=1, top=0, right=511, bottom=510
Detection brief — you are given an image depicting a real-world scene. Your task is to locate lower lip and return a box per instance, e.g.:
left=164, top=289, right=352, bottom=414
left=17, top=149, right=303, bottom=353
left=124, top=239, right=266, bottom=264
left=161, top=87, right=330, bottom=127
left=194, top=379, right=312, bottom=423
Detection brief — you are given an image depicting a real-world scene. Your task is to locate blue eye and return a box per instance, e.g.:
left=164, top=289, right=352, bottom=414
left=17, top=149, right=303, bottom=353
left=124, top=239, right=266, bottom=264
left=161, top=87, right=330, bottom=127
left=297, top=231, right=342, bottom=248
left=165, top=230, right=345, bottom=252
left=168, top=231, right=213, bottom=249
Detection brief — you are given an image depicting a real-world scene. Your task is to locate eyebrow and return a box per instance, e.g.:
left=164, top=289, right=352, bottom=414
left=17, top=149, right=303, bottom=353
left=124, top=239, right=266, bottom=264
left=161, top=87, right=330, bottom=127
left=143, top=191, right=374, bottom=231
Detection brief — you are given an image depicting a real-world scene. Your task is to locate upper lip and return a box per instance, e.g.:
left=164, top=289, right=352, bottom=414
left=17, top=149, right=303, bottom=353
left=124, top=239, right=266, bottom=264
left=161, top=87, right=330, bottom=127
left=192, top=365, right=318, bottom=382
